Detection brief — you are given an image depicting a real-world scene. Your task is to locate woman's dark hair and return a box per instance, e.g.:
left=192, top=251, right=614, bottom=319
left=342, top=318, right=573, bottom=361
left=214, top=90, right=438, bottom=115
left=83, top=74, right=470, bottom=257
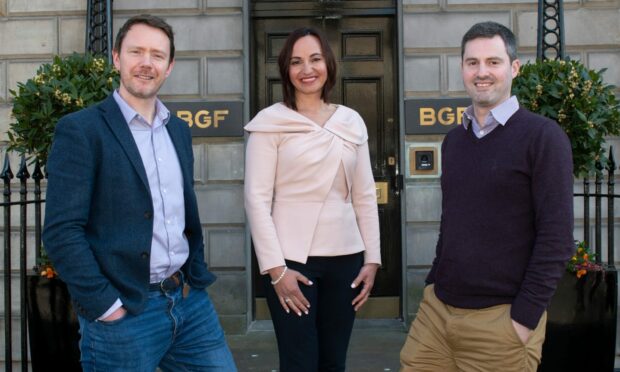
left=277, top=27, right=337, bottom=110
left=114, top=14, right=175, bottom=63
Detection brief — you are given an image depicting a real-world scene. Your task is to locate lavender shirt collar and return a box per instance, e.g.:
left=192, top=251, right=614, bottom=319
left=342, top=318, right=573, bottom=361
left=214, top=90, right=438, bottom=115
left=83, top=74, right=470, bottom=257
left=113, top=90, right=170, bottom=128
left=462, top=96, right=519, bottom=138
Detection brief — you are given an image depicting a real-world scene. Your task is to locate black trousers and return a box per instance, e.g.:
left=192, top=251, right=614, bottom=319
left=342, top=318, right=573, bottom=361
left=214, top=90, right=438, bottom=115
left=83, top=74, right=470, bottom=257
left=264, top=252, right=364, bottom=372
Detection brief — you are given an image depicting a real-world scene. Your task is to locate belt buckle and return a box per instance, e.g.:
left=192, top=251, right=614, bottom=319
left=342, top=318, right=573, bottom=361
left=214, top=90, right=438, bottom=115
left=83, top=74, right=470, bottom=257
left=160, top=272, right=180, bottom=292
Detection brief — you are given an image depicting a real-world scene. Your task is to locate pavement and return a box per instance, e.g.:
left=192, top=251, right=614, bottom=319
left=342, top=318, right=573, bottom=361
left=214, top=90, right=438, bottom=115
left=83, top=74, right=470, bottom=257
left=226, top=319, right=408, bottom=372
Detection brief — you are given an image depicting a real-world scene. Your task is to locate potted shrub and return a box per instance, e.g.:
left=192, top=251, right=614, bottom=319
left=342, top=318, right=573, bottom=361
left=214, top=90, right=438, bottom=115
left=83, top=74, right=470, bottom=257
left=8, top=52, right=118, bottom=167
left=512, top=58, right=620, bottom=178
left=538, top=242, right=616, bottom=372
left=513, top=59, right=619, bottom=371
left=7, top=52, right=118, bottom=370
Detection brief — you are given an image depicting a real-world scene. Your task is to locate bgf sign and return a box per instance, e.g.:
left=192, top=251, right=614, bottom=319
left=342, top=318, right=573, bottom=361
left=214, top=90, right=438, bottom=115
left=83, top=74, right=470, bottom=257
left=164, top=101, right=244, bottom=137
left=405, top=98, right=471, bottom=135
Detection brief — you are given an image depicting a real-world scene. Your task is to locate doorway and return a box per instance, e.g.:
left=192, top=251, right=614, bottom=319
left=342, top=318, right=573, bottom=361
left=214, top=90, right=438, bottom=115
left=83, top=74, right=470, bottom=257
left=250, top=0, right=401, bottom=319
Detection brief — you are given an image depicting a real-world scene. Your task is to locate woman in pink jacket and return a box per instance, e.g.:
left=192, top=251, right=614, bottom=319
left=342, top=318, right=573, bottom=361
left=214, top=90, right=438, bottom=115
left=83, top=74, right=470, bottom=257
left=244, top=27, right=381, bottom=372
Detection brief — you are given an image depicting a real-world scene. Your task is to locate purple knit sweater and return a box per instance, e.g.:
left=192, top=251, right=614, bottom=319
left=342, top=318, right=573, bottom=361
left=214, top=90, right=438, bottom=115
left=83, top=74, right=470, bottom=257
left=426, top=108, right=574, bottom=329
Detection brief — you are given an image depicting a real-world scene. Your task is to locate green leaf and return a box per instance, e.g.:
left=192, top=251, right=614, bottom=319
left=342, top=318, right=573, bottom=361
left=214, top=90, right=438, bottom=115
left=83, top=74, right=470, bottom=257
left=7, top=52, right=118, bottom=167
left=512, top=58, right=620, bottom=177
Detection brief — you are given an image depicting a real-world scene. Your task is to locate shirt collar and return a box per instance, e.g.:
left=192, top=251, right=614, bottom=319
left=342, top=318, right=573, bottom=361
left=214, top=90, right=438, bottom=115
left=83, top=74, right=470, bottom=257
left=113, top=90, right=170, bottom=128
left=462, top=95, right=519, bottom=130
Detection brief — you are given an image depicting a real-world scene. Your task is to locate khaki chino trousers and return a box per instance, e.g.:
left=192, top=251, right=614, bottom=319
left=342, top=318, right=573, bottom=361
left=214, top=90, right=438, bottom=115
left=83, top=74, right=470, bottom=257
left=400, top=285, right=546, bottom=372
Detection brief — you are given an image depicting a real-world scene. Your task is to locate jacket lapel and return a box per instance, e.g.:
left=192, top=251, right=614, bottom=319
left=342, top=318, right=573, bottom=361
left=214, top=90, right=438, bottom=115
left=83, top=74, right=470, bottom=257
left=98, top=95, right=150, bottom=190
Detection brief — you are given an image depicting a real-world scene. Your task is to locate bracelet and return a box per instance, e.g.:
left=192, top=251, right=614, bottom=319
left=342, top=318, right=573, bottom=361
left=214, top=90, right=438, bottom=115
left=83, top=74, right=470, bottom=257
left=270, top=266, right=288, bottom=285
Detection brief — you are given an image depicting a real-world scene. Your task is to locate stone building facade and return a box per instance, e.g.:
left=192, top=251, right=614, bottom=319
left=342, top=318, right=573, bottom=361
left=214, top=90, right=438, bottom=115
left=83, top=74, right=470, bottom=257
left=0, top=0, right=619, bottom=365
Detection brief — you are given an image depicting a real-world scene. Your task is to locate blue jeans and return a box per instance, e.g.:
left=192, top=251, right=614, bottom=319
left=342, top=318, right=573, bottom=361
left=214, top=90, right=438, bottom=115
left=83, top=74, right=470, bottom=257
left=78, top=285, right=237, bottom=372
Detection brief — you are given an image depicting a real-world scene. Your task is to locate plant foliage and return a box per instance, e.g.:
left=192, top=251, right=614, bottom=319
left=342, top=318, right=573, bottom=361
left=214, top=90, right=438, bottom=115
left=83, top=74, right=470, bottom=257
left=512, top=59, right=620, bottom=177
left=8, top=53, right=119, bottom=166
left=567, top=241, right=603, bottom=278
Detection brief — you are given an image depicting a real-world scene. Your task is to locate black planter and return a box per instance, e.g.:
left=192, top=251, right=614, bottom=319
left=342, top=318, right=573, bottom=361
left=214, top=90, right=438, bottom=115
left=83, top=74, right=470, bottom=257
left=538, top=268, right=617, bottom=372
left=27, top=275, right=81, bottom=371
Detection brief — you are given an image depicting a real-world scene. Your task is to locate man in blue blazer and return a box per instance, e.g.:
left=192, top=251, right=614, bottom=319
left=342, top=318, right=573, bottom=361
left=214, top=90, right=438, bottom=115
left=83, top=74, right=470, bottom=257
left=42, top=15, right=237, bottom=371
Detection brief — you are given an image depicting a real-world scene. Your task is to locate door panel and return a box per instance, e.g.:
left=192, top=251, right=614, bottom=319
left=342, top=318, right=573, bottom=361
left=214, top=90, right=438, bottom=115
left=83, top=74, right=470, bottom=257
left=251, top=11, right=401, bottom=304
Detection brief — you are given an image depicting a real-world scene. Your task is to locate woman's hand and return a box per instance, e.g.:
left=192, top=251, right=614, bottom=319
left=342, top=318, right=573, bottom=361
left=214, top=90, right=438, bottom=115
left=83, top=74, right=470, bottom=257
left=268, top=266, right=313, bottom=316
left=351, top=263, right=379, bottom=311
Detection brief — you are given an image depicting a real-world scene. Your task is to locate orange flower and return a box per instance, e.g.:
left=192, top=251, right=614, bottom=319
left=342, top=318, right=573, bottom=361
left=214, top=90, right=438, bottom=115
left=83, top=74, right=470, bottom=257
left=576, top=269, right=587, bottom=278
left=40, top=266, right=57, bottom=279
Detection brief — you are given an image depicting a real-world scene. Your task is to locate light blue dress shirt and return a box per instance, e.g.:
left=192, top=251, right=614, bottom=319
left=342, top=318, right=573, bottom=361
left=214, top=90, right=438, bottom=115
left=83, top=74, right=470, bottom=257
left=99, top=91, right=189, bottom=319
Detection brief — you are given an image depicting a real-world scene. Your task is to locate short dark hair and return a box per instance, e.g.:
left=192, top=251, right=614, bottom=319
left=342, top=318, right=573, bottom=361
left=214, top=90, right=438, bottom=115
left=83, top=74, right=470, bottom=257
left=461, top=21, right=518, bottom=62
left=114, top=14, right=175, bottom=62
left=277, top=27, right=337, bottom=111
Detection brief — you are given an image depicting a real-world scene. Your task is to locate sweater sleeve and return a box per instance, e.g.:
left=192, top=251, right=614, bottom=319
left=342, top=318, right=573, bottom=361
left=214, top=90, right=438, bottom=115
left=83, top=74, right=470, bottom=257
left=510, top=121, right=574, bottom=329
left=351, top=141, right=381, bottom=265
left=244, top=132, right=286, bottom=274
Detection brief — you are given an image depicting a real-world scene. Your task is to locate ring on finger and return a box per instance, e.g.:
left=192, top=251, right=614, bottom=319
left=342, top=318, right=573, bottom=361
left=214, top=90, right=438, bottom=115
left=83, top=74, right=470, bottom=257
left=284, top=297, right=292, bottom=303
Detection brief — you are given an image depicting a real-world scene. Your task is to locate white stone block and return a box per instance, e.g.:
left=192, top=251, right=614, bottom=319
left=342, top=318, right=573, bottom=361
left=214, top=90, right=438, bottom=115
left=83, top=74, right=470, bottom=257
left=0, top=104, right=11, bottom=142
left=405, top=183, right=442, bottom=222
left=112, top=0, right=199, bottom=10
left=8, top=0, right=85, bottom=12
left=207, top=58, right=243, bottom=95
left=447, top=55, right=465, bottom=92
left=195, top=185, right=244, bottom=224
left=8, top=61, right=47, bottom=95
left=404, top=56, right=440, bottom=92
left=206, top=228, right=245, bottom=268
left=59, top=17, right=86, bottom=54
left=518, top=9, right=620, bottom=47
left=449, top=0, right=536, bottom=3
left=0, top=19, right=56, bottom=55
left=0, top=232, right=37, bottom=271
left=403, top=0, right=437, bottom=4
left=406, top=223, right=439, bottom=266
left=0, top=61, right=5, bottom=101
left=170, top=15, right=243, bottom=52
left=0, top=312, right=28, bottom=360
left=588, top=52, right=620, bottom=88
left=403, top=12, right=511, bottom=48
left=192, top=143, right=206, bottom=184
left=113, top=14, right=243, bottom=53
left=160, top=59, right=201, bottom=95
left=207, top=0, right=242, bottom=7
left=206, top=142, right=244, bottom=181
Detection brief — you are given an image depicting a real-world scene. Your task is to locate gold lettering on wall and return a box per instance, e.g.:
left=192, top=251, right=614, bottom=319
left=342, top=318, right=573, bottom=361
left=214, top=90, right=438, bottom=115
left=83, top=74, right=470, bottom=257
left=175, top=109, right=231, bottom=129
left=418, top=106, right=467, bottom=126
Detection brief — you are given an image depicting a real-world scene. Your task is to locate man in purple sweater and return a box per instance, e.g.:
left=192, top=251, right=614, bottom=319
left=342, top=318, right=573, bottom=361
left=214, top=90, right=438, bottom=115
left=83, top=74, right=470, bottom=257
left=400, top=22, right=574, bottom=371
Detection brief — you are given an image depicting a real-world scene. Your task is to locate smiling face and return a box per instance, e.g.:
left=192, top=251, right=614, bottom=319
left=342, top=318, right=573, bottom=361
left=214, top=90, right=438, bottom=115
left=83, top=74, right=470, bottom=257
left=288, top=35, right=328, bottom=100
left=113, top=23, right=174, bottom=106
left=461, top=35, right=520, bottom=112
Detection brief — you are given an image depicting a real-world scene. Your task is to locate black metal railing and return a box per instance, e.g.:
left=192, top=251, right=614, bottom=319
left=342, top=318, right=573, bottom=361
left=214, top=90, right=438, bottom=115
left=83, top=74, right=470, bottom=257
left=537, top=0, right=565, bottom=61
left=1, top=154, right=45, bottom=372
left=573, top=148, right=618, bottom=268
left=86, top=0, right=113, bottom=62
left=1, top=144, right=620, bottom=369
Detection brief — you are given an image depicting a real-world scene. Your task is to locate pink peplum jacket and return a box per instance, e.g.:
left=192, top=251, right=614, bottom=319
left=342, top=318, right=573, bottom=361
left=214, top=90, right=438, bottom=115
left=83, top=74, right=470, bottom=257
left=244, top=102, right=381, bottom=274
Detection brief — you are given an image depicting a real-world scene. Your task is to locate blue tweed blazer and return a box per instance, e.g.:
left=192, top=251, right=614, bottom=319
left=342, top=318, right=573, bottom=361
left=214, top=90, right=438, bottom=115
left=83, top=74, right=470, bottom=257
left=42, top=95, right=215, bottom=321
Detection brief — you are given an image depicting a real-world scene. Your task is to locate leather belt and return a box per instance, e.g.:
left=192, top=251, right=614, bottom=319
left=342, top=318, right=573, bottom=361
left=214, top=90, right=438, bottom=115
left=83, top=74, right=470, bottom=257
left=149, top=271, right=182, bottom=292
